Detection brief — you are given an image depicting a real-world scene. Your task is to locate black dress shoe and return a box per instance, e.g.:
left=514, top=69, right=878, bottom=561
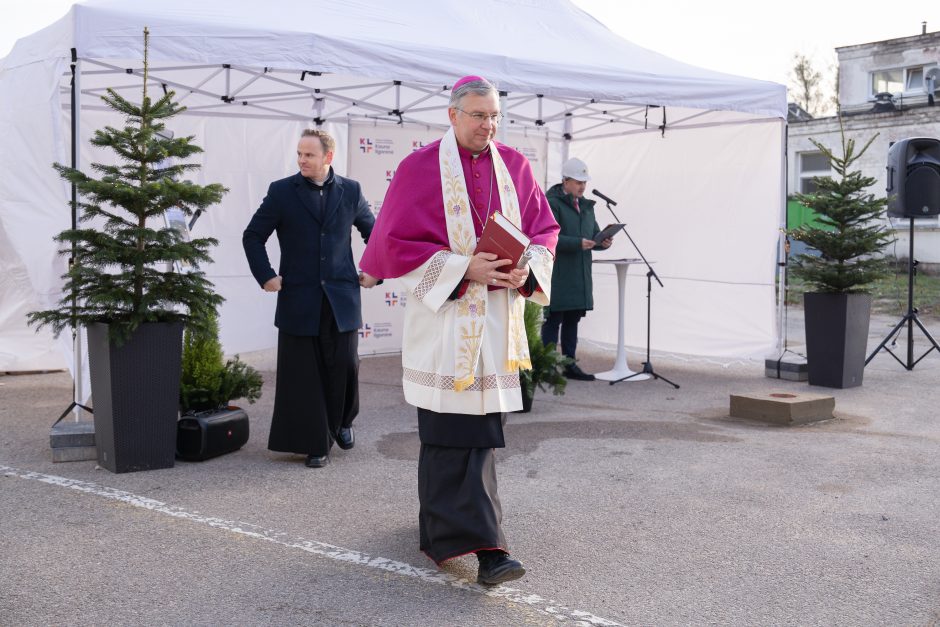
left=564, top=364, right=595, bottom=381
left=336, top=427, right=355, bottom=450
left=476, top=550, right=526, bottom=585
left=304, top=454, right=330, bottom=468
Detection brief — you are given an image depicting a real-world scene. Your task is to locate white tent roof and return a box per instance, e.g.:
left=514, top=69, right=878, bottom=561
left=0, top=0, right=787, bottom=376
left=2, top=0, right=785, bottom=120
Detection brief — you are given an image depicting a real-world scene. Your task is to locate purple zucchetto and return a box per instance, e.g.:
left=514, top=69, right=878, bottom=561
left=453, top=75, right=486, bottom=90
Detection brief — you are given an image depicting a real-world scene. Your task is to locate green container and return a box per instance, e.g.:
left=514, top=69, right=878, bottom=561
left=787, top=199, right=831, bottom=231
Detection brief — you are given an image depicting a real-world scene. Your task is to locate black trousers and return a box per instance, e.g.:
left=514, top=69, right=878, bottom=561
left=541, top=309, right=585, bottom=358
left=417, top=408, right=508, bottom=565
left=268, top=298, right=359, bottom=456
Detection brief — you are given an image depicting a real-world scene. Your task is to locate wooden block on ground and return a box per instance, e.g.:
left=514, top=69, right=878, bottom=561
left=730, top=392, right=834, bottom=425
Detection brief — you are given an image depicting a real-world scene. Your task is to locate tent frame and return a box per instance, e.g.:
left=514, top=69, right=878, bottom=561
left=55, top=51, right=788, bottom=416
left=66, top=59, right=780, bottom=140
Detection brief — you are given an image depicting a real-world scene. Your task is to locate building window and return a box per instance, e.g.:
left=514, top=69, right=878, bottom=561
left=872, top=69, right=903, bottom=96
left=798, top=151, right=830, bottom=193
left=871, top=65, right=936, bottom=97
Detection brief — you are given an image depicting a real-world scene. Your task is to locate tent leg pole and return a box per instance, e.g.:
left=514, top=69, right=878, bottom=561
left=775, top=120, right=789, bottom=357
left=70, top=52, right=86, bottom=422
left=497, top=91, right=508, bottom=143
left=561, top=112, right=572, bottom=164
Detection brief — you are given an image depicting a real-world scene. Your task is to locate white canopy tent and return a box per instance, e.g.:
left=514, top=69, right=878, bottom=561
left=0, top=0, right=787, bottom=391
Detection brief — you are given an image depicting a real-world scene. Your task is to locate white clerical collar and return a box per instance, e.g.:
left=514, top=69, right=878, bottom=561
left=458, top=143, right=490, bottom=160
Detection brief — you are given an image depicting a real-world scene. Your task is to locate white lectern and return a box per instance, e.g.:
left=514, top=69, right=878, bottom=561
left=592, top=258, right=650, bottom=382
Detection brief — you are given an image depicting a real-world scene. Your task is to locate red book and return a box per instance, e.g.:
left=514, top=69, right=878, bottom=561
left=474, top=212, right=531, bottom=268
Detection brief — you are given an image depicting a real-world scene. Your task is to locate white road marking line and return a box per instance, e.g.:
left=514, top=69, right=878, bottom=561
left=2, top=465, right=622, bottom=626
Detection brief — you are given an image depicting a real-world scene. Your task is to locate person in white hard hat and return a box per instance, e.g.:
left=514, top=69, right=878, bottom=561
left=540, top=157, right=612, bottom=381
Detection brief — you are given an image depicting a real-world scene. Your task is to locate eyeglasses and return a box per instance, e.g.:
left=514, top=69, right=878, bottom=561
left=455, top=108, right=503, bottom=124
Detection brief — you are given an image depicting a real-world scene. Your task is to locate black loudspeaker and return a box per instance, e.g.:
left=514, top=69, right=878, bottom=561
left=886, top=137, right=940, bottom=217
left=176, top=407, right=250, bottom=461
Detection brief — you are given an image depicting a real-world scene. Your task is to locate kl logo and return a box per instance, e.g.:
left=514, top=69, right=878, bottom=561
left=385, top=291, right=399, bottom=306
left=358, top=323, right=372, bottom=338
left=385, top=169, right=396, bottom=183
left=412, top=140, right=426, bottom=151
left=359, top=138, right=373, bottom=154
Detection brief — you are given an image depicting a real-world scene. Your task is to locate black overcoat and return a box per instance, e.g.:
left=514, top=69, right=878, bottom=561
left=243, top=170, right=375, bottom=335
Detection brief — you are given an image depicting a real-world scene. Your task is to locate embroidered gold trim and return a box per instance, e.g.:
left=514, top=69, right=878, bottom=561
left=404, top=367, right=521, bottom=391
left=439, top=128, right=530, bottom=389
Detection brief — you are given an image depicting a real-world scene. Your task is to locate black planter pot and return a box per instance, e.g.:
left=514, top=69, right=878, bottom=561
left=87, top=321, right=184, bottom=473
left=803, top=293, right=872, bottom=389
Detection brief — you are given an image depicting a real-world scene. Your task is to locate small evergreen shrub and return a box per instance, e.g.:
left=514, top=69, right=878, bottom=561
left=180, top=309, right=263, bottom=414
left=519, top=301, right=571, bottom=398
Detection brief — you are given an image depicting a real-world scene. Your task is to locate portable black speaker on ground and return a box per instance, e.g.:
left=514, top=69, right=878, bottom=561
left=176, top=407, right=250, bottom=461
left=886, top=137, right=940, bottom=217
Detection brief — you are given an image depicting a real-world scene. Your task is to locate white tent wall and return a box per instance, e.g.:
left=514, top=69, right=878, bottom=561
left=574, top=118, right=784, bottom=358
left=0, top=58, right=71, bottom=371
left=0, top=0, right=789, bottom=378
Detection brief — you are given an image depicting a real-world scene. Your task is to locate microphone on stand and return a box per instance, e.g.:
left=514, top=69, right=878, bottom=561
left=592, top=189, right=618, bottom=206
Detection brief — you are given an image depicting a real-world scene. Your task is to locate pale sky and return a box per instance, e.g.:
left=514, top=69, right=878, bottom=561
left=573, top=0, right=938, bottom=88
left=1, top=0, right=937, bottom=93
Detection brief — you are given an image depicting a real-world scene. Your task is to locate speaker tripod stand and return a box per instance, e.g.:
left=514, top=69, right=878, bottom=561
left=866, top=217, right=940, bottom=369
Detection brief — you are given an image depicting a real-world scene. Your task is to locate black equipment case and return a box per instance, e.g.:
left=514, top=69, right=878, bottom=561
left=176, top=407, right=249, bottom=461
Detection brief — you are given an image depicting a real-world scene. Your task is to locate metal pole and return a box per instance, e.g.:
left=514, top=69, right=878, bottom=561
left=907, top=217, right=915, bottom=365
left=71, top=50, right=84, bottom=421
left=497, top=91, right=508, bottom=143
left=561, top=112, right=572, bottom=164
left=775, top=120, right=789, bottom=355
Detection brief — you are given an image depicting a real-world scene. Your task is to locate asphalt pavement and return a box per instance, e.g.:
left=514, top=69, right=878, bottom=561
left=2, top=309, right=940, bottom=626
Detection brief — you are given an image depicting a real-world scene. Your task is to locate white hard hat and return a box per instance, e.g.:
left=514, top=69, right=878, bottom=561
left=562, top=157, right=591, bottom=182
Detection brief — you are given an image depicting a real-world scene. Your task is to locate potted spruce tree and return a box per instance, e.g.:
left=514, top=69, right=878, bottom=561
left=518, top=301, right=572, bottom=412
left=789, top=125, right=893, bottom=388
left=177, top=309, right=262, bottom=461
left=28, top=30, right=227, bottom=472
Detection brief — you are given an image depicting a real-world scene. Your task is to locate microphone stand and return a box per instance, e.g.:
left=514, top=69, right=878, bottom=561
left=596, top=196, right=679, bottom=389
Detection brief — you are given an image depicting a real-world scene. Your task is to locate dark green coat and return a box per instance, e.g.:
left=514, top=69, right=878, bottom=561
left=545, top=183, right=602, bottom=313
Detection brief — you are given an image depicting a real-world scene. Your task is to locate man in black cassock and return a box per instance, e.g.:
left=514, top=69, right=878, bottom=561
left=243, top=129, right=375, bottom=468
